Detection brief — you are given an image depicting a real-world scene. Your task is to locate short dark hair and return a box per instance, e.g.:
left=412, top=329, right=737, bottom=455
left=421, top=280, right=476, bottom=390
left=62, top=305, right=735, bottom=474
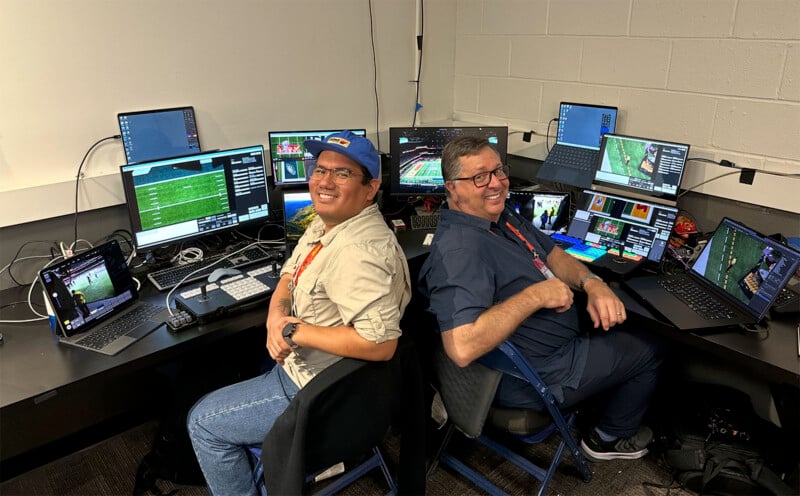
left=441, top=137, right=500, bottom=197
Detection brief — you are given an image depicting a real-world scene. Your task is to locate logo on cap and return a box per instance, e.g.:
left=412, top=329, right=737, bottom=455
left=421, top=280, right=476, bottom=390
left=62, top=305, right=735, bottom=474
left=327, top=137, right=351, bottom=148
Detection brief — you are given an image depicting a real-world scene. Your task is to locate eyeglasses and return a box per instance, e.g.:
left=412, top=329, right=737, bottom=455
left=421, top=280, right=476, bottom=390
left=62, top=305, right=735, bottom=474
left=450, top=165, right=510, bottom=188
left=309, top=165, right=364, bottom=184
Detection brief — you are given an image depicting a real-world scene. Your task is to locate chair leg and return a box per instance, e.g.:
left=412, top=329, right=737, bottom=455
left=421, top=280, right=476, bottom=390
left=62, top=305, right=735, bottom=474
left=311, top=447, right=396, bottom=496
left=426, top=423, right=455, bottom=479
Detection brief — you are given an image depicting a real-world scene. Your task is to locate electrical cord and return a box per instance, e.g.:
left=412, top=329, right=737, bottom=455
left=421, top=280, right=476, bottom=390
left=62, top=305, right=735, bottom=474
left=546, top=118, right=558, bottom=153
left=410, top=0, right=424, bottom=128
left=74, top=134, right=121, bottom=246
left=367, top=0, right=381, bottom=150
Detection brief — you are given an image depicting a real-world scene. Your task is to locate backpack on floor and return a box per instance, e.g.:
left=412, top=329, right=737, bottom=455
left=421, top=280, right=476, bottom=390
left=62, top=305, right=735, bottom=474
left=660, top=383, right=793, bottom=496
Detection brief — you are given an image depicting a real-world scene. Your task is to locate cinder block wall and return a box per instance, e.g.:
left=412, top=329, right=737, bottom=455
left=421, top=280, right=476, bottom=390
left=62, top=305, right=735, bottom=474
left=452, top=0, right=800, bottom=178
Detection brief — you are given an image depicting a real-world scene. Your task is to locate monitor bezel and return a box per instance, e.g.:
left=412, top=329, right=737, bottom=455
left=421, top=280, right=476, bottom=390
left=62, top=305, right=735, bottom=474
left=388, top=126, right=509, bottom=197
left=267, top=128, right=367, bottom=188
left=119, top=144, right=270, bottom=251
left=117, top=106, right=202, bottom=165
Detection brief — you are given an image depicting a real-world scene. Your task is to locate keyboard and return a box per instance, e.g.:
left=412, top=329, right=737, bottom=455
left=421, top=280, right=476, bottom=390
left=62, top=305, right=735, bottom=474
left=547, top=146, right=597, bottom=172
left=75, top=303, right=164, bottom=351
left=148, top=246, right=274, bottom=291
left=658, top=278, right=735, bottom=321
left=410, top=214, right=440, bottom=230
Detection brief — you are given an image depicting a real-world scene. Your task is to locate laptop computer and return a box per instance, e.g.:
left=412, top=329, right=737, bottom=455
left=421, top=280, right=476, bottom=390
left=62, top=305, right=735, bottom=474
left=624, top=217, right=800, bottom=332
left=39, top=240, right=169, bottom=355
left=535, top=102, right=618, bottom=189
left=507, top=190, right=571, bottom=235
left=551, top=189, right=678, bottom=277
left=117, top=106, right=202, bottom=165
left=592, top=133, right=689, bottom=206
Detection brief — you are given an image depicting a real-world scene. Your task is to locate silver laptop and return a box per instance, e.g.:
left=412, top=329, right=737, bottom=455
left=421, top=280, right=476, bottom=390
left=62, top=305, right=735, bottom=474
left=535, top=102, right=618, bottom=188
left=39, top=240, right=168, bottom=355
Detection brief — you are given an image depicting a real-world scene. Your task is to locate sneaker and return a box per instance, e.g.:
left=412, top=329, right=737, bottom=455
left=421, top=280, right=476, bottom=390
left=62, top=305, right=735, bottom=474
left=579, top=426, right=653, bottom=462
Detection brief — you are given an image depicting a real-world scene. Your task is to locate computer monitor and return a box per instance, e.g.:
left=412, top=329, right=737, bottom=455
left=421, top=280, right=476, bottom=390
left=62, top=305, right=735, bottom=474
left=119, top=145, right=270, bottom=250
left=117, top=106, right=202, bottom=165
left=507, top=190, right=571, bottom=235
left=593, top=134, right=690, bottom=204
left=566, top=190, right=679, bottom=263
left=388, top=126, right=509, bottom=196
left=282, top=190, right=316, bottom=241
left=268, top=129, right=367, bottom=187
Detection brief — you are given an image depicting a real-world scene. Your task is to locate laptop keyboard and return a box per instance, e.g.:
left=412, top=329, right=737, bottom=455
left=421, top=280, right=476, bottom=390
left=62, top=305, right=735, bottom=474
left=75, top=303, right=164, bottom=350
left=658, top=278, right=735, bottom=321
left=548, top=146, right=596, bottom=171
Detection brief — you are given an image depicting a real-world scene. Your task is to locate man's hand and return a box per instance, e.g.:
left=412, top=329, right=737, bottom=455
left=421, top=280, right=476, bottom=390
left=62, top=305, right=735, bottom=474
left=266, top=315, right=302, bottom=366
left=530, top=278, right=574, bottom=313
left=584, top=278, right=626, bottom=331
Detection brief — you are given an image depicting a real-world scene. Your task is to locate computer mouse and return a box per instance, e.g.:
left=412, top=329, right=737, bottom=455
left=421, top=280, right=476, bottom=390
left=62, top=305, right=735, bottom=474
left=208, top=268, right=242, bottom=283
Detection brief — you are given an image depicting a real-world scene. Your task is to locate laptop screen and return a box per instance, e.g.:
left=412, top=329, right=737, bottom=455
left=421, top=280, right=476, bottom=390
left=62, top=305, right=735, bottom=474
left=507, top=191, right=571, bottom=235
left=556, top=102, right=618, bottom=150
left=566, top=190, right=678, bottom=263
left=690, top=217, right=800, bottom=320
left=282, top=190, right=315, bottom=241
left=118, top=107, right=202, bottom=165
left=593, top=134, right=689, bottom=203
left=39, top=240, right=137, bottom=337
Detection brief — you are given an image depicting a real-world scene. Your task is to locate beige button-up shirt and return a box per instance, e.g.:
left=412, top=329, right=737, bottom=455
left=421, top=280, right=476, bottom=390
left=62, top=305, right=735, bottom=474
left=280, top=203, right=411, bottom=387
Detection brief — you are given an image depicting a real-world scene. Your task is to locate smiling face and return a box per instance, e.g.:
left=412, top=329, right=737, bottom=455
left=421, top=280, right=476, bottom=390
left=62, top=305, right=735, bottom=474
left=309, top=150, right=380, bottom=232
left=445, top=146, right=508, bottom=223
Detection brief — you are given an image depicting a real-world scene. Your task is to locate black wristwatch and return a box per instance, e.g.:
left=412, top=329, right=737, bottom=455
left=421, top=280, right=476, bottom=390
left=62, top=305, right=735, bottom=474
left=282, top=322, right=299, bottom=349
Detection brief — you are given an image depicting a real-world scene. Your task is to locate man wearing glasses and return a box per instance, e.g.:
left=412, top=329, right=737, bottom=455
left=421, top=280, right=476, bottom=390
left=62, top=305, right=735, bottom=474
left=188, top=130, right=411, bottom=495
left=420, top=136, right=664, bottom=463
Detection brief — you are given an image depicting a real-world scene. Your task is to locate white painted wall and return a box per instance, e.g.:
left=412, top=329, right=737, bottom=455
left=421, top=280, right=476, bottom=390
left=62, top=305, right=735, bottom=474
left=0, top=0, right=432, bottom=227
left=450, top=0, right=800, bottom=215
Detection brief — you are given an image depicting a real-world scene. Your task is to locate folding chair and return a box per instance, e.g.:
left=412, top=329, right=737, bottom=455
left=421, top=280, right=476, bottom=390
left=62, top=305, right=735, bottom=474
left=430, top=341, right=593, bottom=496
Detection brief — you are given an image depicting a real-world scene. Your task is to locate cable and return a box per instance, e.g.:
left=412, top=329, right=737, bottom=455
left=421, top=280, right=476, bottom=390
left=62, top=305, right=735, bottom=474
left=546, top=118, right=558, bottom=153
left=686, top=157, right=722, bottom=166
left=411, top=0, right=424, bottom=127
left=367, top=0, right=381, bottom=150
left=74, top=135, right=121, bottom=246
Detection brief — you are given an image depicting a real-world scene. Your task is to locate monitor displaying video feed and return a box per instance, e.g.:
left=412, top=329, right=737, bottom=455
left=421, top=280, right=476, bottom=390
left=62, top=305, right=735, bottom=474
left=507, top=190, right=571, bottom=235
left=117, top=106, right=202, bottom=165
left=567, top=190, right=679, bottom=263
left=282, top=190, right=316, bottom=241
left=593, top=134, right=689, bottom=204
left=119, top=145, right=270, bottom=250
left=268, top=129, right=367, bottom=187
left=388, top=126, right=509, bottom=196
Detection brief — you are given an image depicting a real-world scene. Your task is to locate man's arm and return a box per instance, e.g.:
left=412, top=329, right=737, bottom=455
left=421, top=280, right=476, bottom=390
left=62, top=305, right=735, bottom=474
left=442, top=277, right=574, bottom=367
left=291, top=324, right=397, bottom=361
left=266, top=273, right=294, bottom=365
left=545, top=246, right=626, bottom=330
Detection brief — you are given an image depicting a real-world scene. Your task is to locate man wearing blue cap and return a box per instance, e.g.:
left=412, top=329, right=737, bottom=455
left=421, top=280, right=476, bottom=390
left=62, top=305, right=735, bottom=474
left=188, top=131, right=411, bottom=495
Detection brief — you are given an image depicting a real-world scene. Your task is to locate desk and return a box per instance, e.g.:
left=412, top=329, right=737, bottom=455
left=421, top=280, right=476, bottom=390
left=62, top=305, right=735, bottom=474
left=0, top=284, right=268, bottom=467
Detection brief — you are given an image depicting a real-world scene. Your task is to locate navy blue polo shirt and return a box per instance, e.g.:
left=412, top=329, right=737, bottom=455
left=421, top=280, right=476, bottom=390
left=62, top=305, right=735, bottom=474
left=419, top=204, right=589, bottom=402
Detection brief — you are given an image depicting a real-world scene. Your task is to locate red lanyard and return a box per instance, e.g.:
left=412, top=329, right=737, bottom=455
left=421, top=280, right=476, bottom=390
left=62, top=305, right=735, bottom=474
left=293, top=242, right=323, bottom=287
left=503, top=221, right=555, bottom=279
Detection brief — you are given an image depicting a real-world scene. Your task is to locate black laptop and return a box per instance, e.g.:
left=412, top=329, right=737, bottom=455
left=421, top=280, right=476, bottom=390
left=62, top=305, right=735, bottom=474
left=39, top=240, right=169, bottom=355
left=535, top=102, right=618, bottom=189
left=624, top=217, right=800, bottom=332
left=551, top=189, right=678, bottom=277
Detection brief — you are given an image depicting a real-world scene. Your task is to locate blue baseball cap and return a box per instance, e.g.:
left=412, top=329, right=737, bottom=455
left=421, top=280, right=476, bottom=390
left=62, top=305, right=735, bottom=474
left=304, top=130, right=380, bottom=180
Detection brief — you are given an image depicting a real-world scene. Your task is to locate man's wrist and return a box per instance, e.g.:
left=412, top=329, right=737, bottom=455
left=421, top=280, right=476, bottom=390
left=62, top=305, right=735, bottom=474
left=579, top=273, right=603, bottom=292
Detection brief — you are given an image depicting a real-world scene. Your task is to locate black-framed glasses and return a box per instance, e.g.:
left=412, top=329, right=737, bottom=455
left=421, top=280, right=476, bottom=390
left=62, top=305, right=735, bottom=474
left=308, top=165, right=364, bottom=184
left=450, top=165, right=510, bottom=188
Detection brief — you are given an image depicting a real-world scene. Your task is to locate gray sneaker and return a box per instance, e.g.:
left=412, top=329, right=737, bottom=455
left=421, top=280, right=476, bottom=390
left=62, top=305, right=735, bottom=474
left=580, top=426, right=653, bottom=462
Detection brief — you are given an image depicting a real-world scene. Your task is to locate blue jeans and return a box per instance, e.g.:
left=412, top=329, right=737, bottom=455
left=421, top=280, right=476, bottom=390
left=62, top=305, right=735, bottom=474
left=187, top=365, right=299, bottom=496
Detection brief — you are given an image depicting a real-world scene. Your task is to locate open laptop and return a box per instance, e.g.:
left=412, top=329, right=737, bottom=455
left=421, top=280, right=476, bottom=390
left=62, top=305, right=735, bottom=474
left=551, top=189, right=678, bottom=277
left=625, top=217, right=800, bottom=332
left=39, top=240, right=169, bottom=355
left=507, top=190, right=571, bottom=235
left=535, top=102, right=618, bottom=189
left=592, top=133, right=689, bottom=206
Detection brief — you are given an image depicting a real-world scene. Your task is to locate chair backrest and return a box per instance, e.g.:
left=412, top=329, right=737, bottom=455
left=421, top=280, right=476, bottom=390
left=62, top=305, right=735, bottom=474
left=433, top=345, right=502, bottom=439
